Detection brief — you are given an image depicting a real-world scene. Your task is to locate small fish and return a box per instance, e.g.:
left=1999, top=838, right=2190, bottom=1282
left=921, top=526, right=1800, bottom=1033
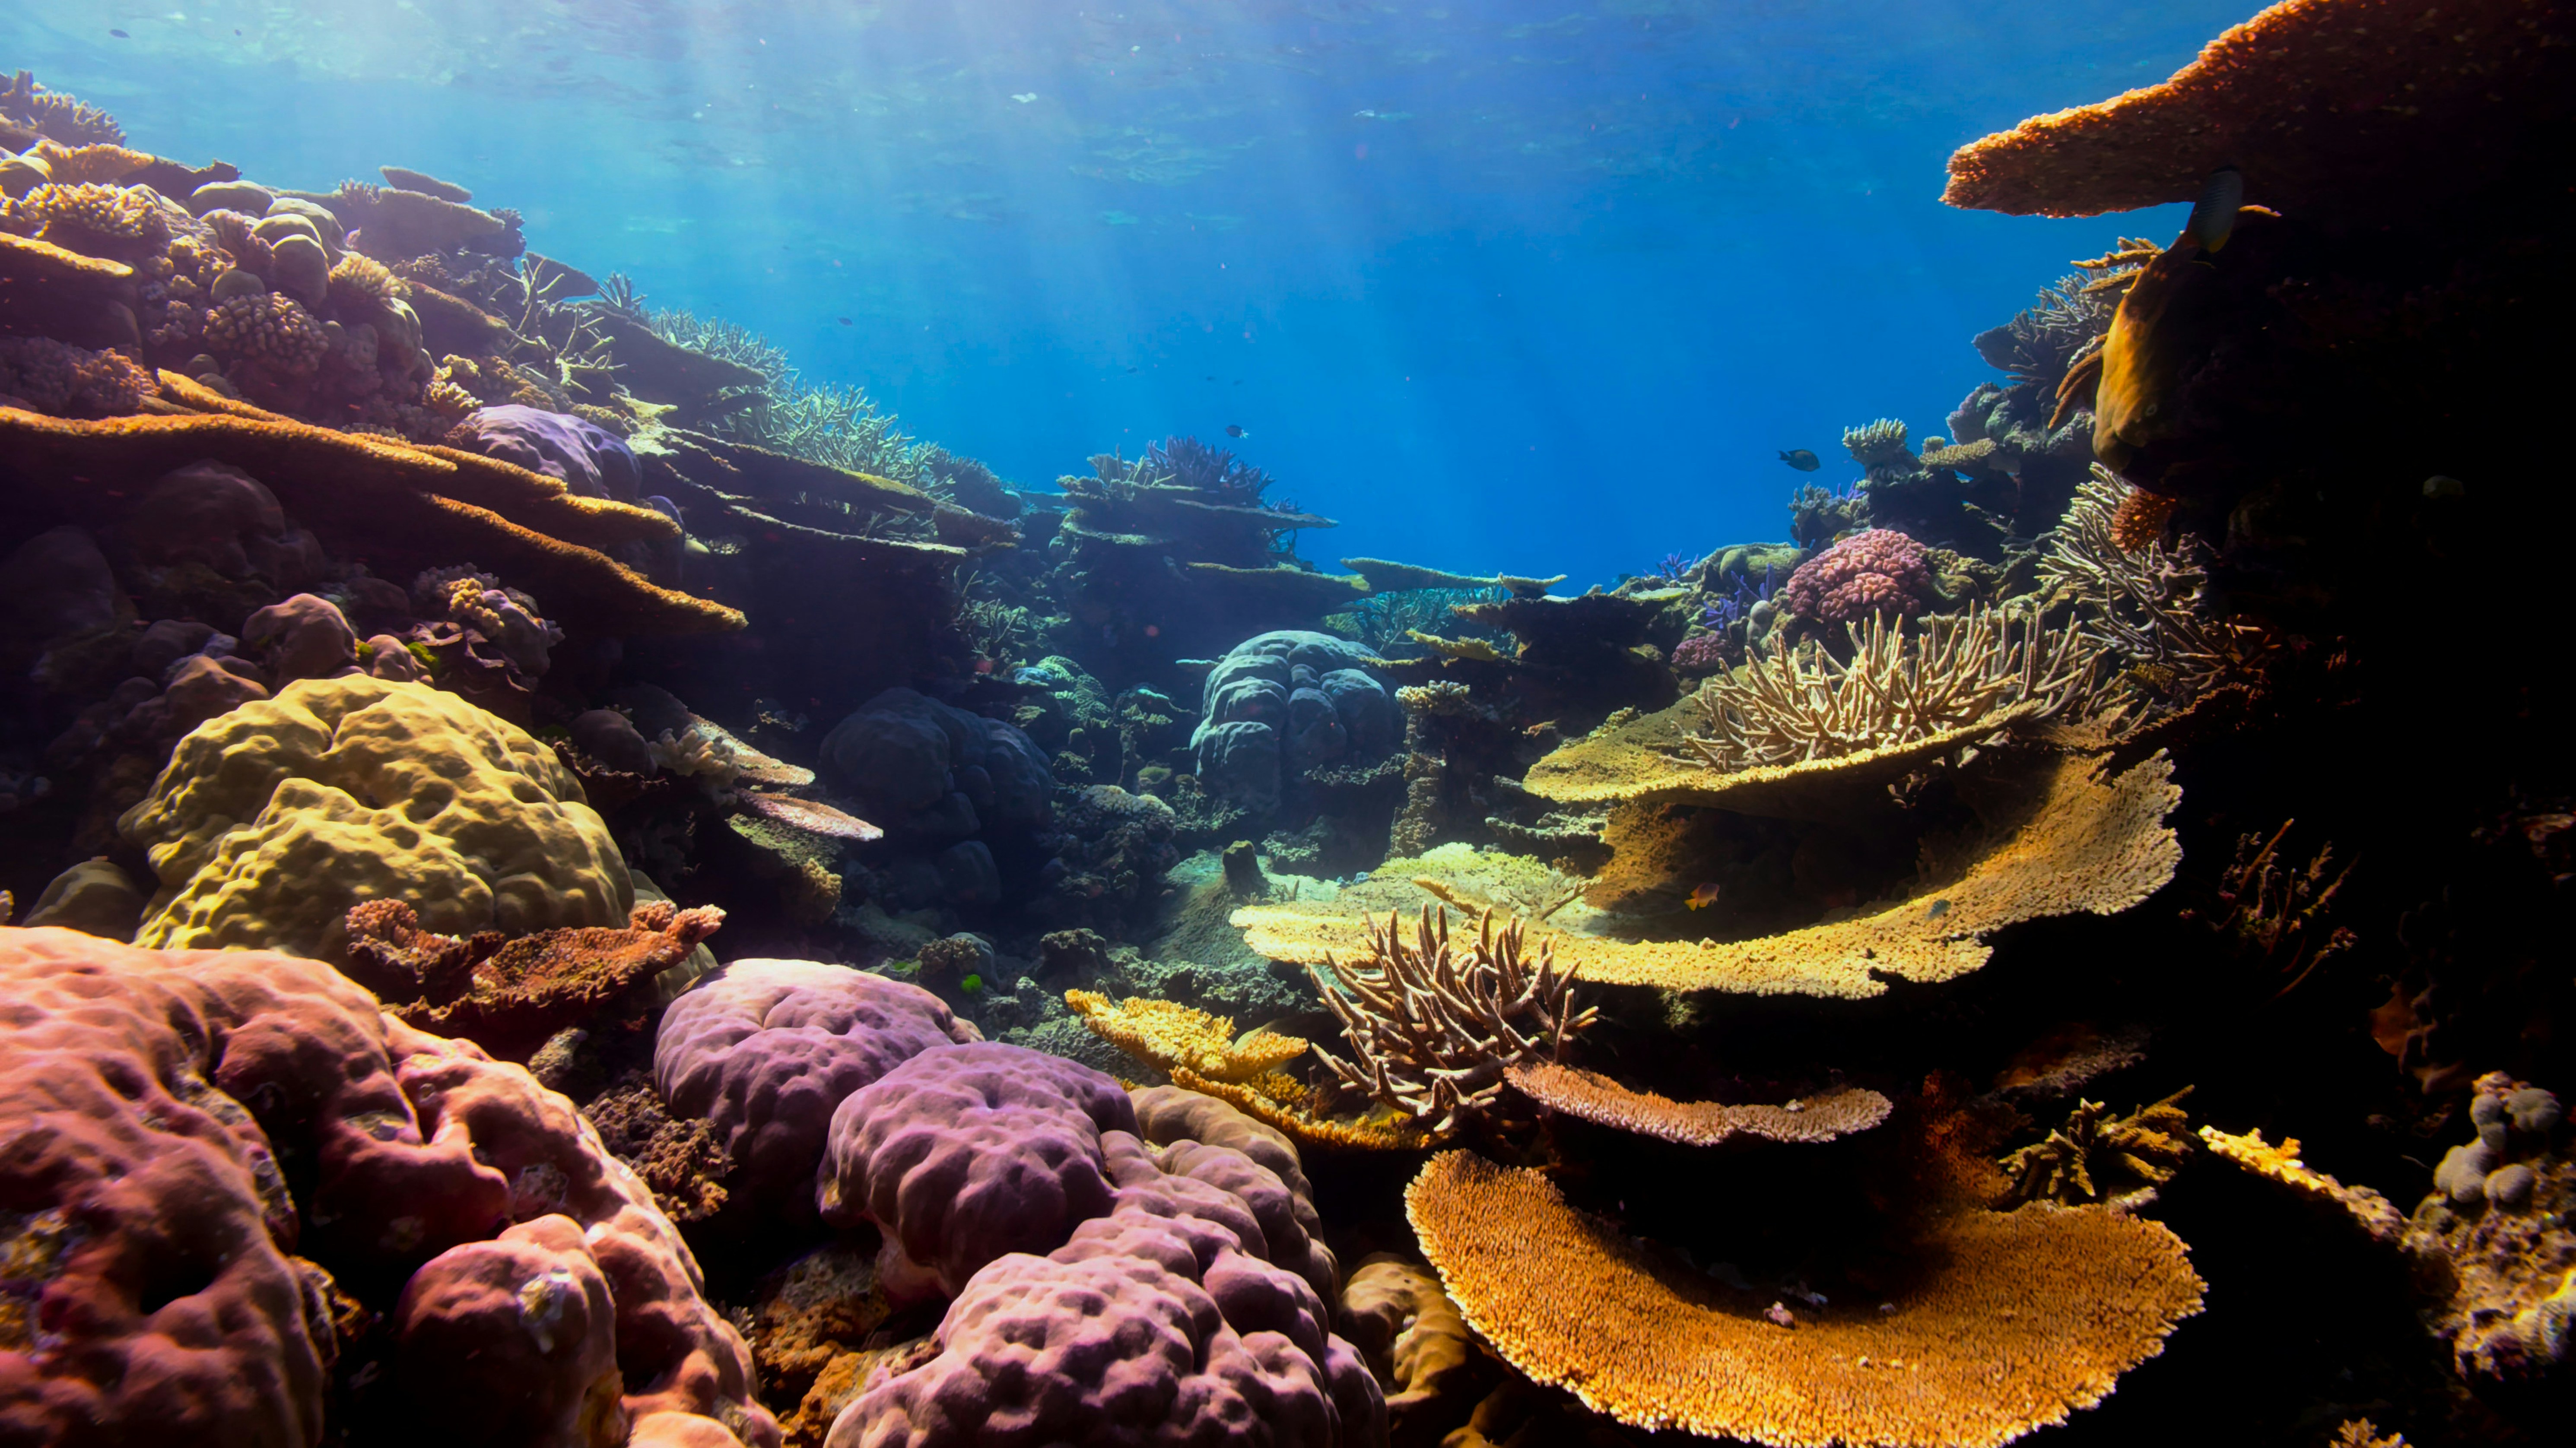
left=1926, top=898, right=1951, bottom=919
left=110, top=28, right=129, bottom=38
left=1124, top=366, right=1139, bottom=373
left=1225, top=424, right=1249, bottom=438
left=2186, top=166, right=2244, bottom=253
left=836, top=316, right=852, bottom=326
left=1764, top=1302, right=1796, bottom=1328
left=1778, top=449, right=1820, bottom=472
left=1685, top=882, right=1722, bottom=911
left=1204, top=374, right=1218, bottom=381
left=1011, top=92, right=1039, bottom=103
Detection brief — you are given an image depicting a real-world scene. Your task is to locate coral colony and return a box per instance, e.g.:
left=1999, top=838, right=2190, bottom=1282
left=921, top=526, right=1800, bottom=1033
left=1, top=4, right=2573, bottom=1446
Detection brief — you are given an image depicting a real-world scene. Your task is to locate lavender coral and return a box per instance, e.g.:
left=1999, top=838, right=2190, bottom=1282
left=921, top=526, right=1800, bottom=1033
left=1779, top=526, right=1934, bottom=626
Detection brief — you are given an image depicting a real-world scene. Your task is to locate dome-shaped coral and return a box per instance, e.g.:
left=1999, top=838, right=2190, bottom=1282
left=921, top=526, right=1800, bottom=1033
left=203, top=290, right=330, bottom=374
left=1780, top=527, right=1933, bottom=626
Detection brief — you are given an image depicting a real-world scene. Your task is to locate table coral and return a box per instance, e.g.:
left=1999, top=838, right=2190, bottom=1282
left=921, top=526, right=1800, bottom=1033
left=1505, top=1062, right=1892, bottom=1148
left=1067, top=988, right=1310, bottom=1082
left=1779, top=528, right=1932, bottom=627
left=1406, top=1150, right=2203, bottom=1448
left=0, top=925, right=775, bottom=1448
left=1941, top=0, right=2573, bottom=220
left=120, top=675, right=632, bottom=959
left=816, top=1042, right=1139, bottom=1303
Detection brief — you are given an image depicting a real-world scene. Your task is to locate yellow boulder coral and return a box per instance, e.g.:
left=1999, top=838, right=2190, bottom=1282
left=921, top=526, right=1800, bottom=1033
left=122, top=677, right=631, bottom=958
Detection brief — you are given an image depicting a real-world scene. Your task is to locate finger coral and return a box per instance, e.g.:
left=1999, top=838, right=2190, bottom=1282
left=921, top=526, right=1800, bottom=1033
left=1067, top=987, right=1311, bottom=1082
left=202, top=290, right=330, bottom=375
left=120, top=675, right=633, bottom=959
left=1505, top=1062, right=1892, bottom=1147
left=1, top=70, right=125, bottom=146
left=1997, top=1087, right=2195, bottom=1207
left=1405, top=1150, right=2204, bottom=1448
left=1778, top=528, right=1933, bottom=627
left=1305, top=906, right=1597, bottom=1136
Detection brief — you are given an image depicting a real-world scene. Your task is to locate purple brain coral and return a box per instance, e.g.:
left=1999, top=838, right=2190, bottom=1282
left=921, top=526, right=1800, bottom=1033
left=1779, top=527, right=1933, bottom=625
left=654, top=959, right=981, bottom=1216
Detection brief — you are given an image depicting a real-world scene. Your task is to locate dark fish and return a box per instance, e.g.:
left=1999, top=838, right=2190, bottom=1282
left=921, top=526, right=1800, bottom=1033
left=1778, top=449, right=1820, bottom=472
left=1685, top=882, right=1722, bottom=911
left=1225, top=424, right=1248, bottom=438
left=836, top=316, right=852, bottom=326
left=110, top=29, right=129, bottom=38
left=1124, top=366, right=1139, bottom=373
left=2187, top=166, right=2244, bottom=253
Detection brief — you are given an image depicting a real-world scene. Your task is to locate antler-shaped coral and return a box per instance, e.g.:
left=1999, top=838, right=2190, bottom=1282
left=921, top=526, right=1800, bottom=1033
left=1305, top=906, right=1597, bottom=1136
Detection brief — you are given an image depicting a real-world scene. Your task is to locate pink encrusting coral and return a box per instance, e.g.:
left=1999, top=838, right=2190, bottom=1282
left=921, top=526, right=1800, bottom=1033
left=1779, top=526, right=1934, bottom=625
left=0, top=925, right=778, bottom=1448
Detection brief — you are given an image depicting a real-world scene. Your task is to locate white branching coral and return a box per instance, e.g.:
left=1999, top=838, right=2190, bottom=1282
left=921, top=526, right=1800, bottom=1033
left=1306, top=907, right=1598, bottom=1136
left=1679, top=604, right=2096, bottom=774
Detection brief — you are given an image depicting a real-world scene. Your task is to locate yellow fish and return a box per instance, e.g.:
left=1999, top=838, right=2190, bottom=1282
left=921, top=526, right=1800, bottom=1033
left=1685, top=883, right=1722, bottom=911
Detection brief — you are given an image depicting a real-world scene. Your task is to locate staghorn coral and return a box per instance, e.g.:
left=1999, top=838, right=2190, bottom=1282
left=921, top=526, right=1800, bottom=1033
left=2182, top=819, right=2357, bottom=994
left=1, top=70, right=125, bottom=146
left=1842, top=417, right=1910, bottom=466
left=121, top=675, right=633, bottom=959
left=1305, top=906, right=1598, bottom=1137
left=2332, top=1422, right=2409, bottom=1448
left=1778, top=528, right=1934, bottom=627
left=1504, top=1062, right=1892, bottom=1147
left=1941, top=0, right=2572, bottom=220
left=1406, top=1150, right=2204, bottom=1448
left=1680, top=605, right=2094, bottom=776
left=1973, top=274, right=2116, bottom=393
left=2041, top=467, right=2270, bottom=719
left=1065, top=989, right=1310, bottom=1082
left=1998, top=1087, right=2196, bottom=1208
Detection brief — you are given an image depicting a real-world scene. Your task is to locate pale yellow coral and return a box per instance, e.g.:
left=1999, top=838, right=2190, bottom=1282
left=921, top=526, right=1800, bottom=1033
left=121, top=677, right=632, bottom=959
left=1064, top=989, right=1309, bottom=1083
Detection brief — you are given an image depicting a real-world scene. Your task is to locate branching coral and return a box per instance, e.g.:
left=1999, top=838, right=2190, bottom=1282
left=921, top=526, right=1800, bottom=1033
left=2041, top=467, right=2269, bottom=717
left=1998, top=1087, right=2195, bottom=1208
left=2182, top=819, right=2357, bottom=995
left=1974, top=274, right=2117, bottom=392
left=1304, top=906, right=1598, bottom=1136
left=10, top=181, right=162, bottom=242
left=0, top=335, right=154, bottom=415
left=1679, top=605, right=2095, bottom=775
left=1065, top=989, right=1311, bottom=1082
left=1, top=70, right=125, bottom=146
left=1842, top=417, right=1910, bottom=466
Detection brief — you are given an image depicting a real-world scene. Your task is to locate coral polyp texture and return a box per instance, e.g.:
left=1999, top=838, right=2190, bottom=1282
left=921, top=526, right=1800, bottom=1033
left=1405, top=1150, right=2204, bottom=1448
left=1779, top=527, right=1934, bottom=626
left=1504, top=1062, right=1893, bottom=1147
left=0, top=926, right=775, bottom=1448
left=120, top=675, right=633, bottom=959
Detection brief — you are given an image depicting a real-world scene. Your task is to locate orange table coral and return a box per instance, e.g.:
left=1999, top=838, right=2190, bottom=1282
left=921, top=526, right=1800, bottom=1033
left=1943, top=0, right=2573, bottom=220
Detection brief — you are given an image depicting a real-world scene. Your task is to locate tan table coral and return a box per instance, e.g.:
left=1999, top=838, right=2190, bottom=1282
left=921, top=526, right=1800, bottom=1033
left=122, top=676, right=632, bottom=959
left=1406, top=1150, right=2203, bottom=1448
left=1239, top=754, right=2181, bottom=999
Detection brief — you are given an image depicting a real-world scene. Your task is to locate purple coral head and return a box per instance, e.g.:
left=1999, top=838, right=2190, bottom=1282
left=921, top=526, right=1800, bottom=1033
left=446, top=404, right=640, bottom=503
left=1780, top=528, right=1933, bottom=626
left=816, top=1042, right=1139, bottom=1303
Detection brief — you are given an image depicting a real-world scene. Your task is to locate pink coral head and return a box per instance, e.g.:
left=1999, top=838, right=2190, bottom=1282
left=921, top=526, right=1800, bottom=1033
left=1780, top=527, right=1933, bottom=626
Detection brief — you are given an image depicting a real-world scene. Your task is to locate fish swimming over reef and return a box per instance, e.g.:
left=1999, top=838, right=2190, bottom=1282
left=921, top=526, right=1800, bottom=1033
left=1226, top=424, right=1249, bottom=438
left=1778, top=449, right=1820, bottom=472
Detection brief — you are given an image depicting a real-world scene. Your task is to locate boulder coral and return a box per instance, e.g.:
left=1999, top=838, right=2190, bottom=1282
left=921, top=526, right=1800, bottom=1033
left=0, top=925, right=775, bottom=1448
left=1778, top=528, right=1933, bottom=627
left=120, top=675, right=632, bottom=959
left=1190, top=630, right=1401, bottom=813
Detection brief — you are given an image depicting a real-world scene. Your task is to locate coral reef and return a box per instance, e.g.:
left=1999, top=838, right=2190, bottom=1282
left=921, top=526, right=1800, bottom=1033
left=1777, top=528, right=1934, bottom=628
left=1065, top=988, right=1310, bottom=1081
left=1505, top=1063, right=1893, bottom=1148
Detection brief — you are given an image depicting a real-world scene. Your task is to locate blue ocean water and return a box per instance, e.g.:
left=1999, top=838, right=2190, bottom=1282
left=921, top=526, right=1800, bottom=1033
left=4, top=0, right=2240, bottom=587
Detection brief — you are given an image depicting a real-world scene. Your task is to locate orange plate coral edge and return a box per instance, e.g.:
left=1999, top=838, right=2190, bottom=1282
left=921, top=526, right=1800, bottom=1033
left=1405, top=1150, right=2204, bottom=1448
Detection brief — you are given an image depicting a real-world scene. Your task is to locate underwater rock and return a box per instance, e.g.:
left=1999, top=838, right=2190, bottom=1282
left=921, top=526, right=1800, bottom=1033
left=819, top=687, right=1052, bottom=838
left=447, top=402, right=642, bottom=503
left=1190, top=630, right=1398, bottom=814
